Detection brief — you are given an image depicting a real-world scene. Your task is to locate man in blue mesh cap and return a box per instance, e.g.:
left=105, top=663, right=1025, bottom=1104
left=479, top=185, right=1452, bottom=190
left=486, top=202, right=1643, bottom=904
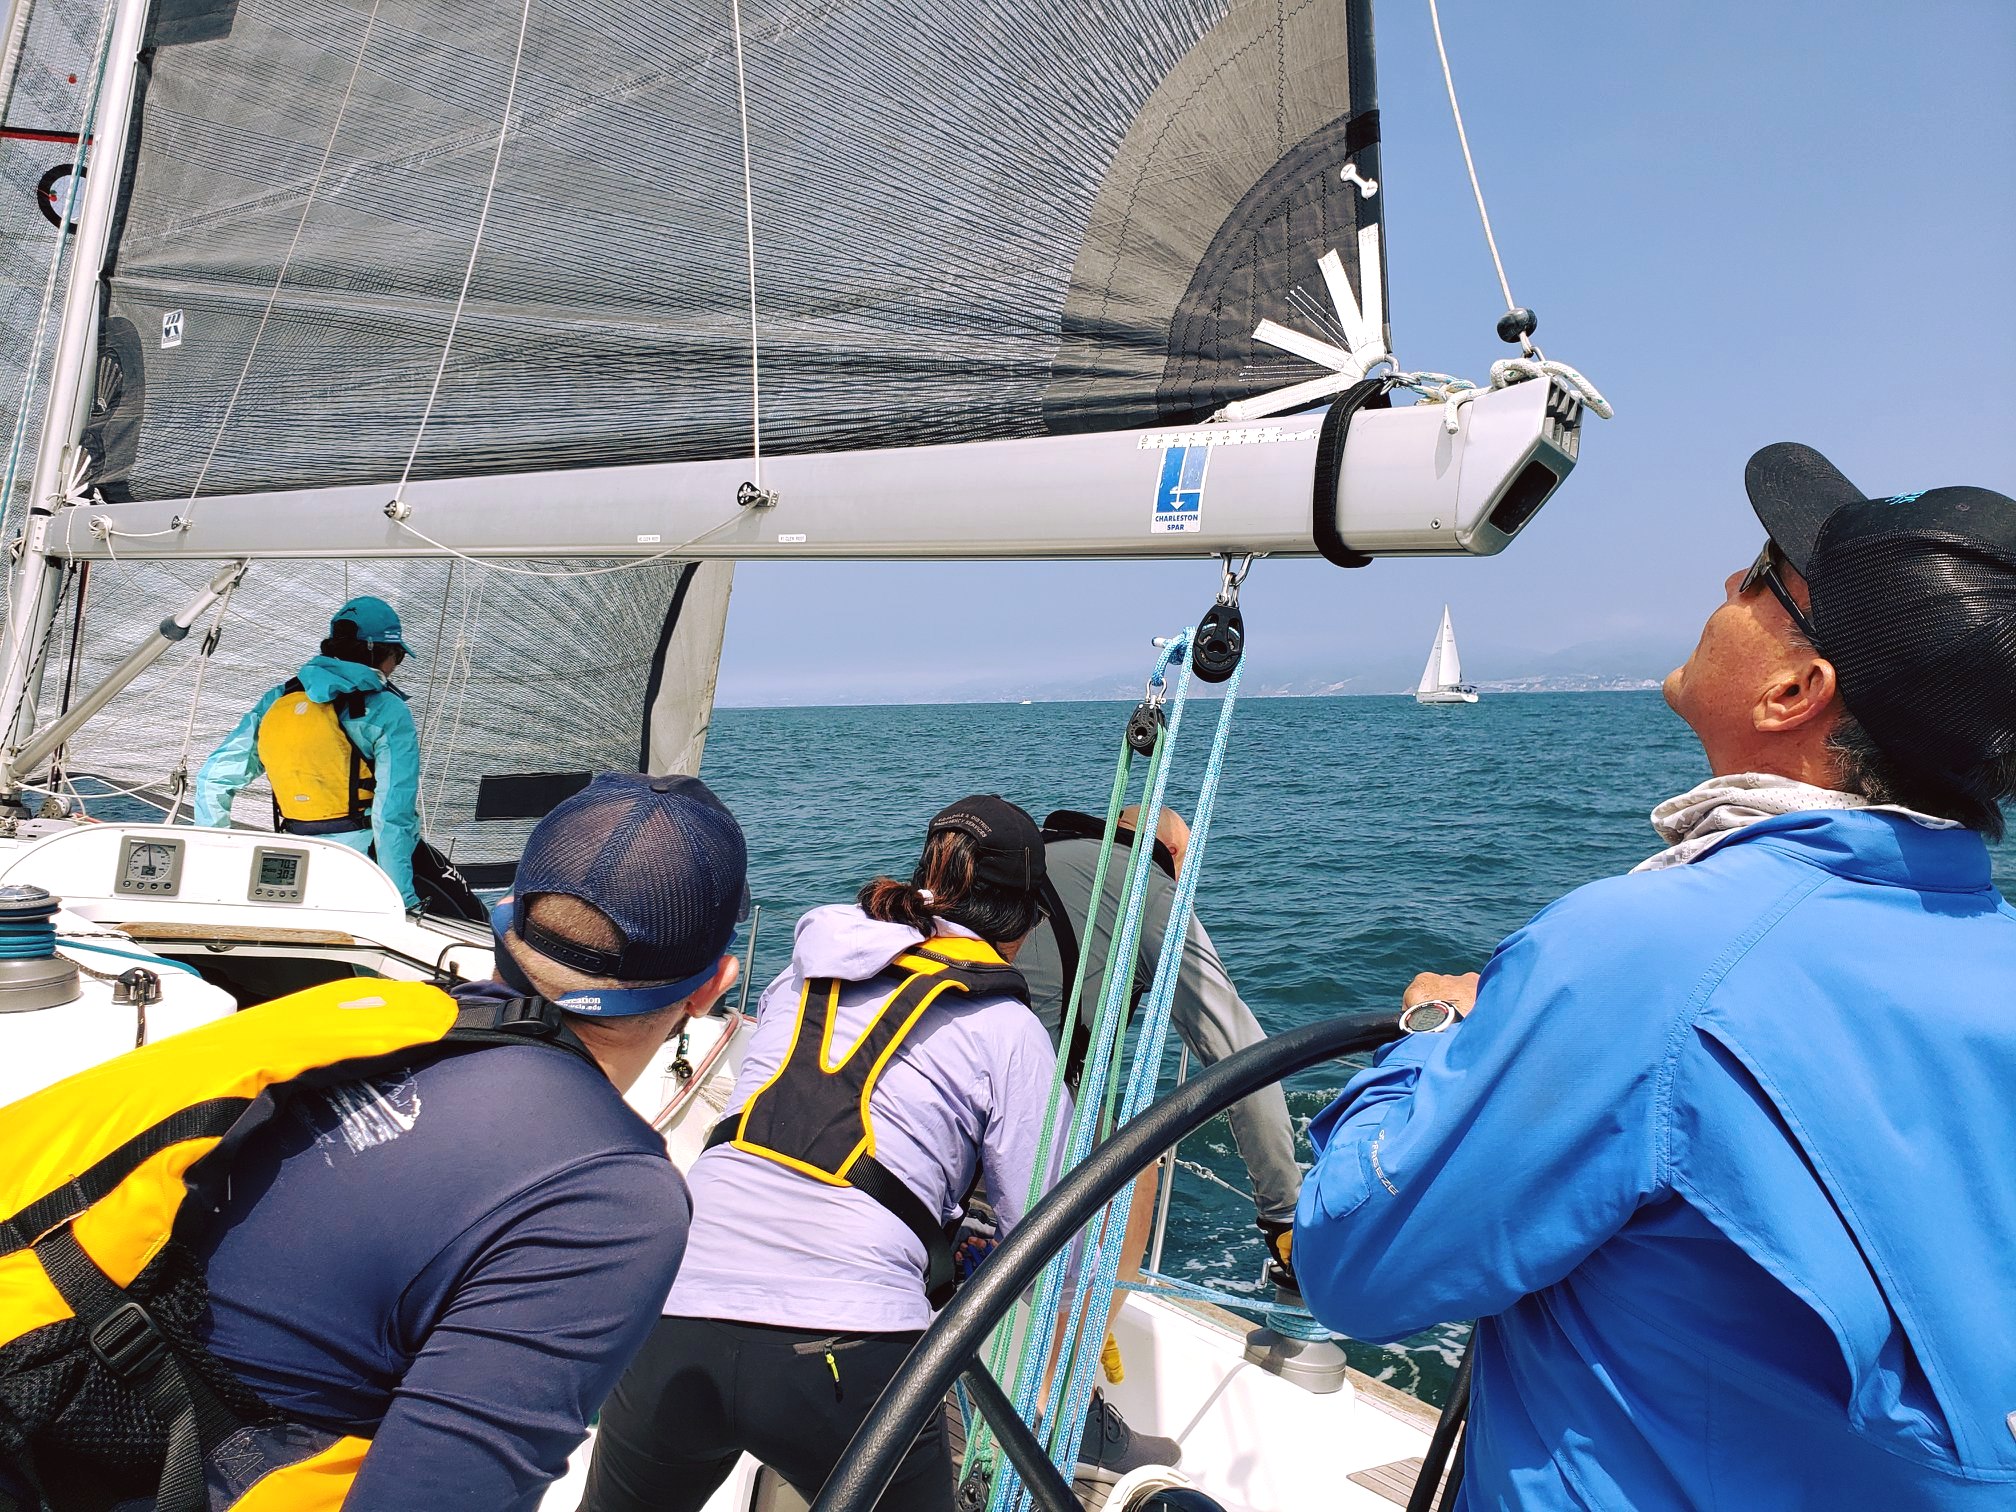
left=184, top=773, right=748, bottom=1511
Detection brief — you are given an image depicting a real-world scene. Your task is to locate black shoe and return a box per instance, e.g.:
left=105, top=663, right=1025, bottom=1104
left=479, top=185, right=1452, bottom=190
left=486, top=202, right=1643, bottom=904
left=1075, top=1388, right=1181, bottom=1485
left=1258, top=1218, right=1299, bottom=1294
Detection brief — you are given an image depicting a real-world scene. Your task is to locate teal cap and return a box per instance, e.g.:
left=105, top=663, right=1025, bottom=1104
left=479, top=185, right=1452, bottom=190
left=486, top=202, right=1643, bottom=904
left=331, top=595, right=403, bottom=645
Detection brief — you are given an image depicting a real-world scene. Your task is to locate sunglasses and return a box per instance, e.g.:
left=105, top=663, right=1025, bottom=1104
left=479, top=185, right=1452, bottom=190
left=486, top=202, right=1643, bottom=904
left=1741, top=542, right=1820, bottom=648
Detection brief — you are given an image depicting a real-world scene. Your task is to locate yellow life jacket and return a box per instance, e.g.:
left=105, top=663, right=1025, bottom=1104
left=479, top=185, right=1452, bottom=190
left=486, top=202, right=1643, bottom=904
left=255, top=680, right=373, bottom=829
left=0, top=979, right=594, bottom=1511
left=703, top=935, right=1029, bottom=1307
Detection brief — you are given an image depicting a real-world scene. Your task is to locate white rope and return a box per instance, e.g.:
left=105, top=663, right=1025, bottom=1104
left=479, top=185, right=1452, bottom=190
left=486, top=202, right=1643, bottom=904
left=1394, top=356, right=1615, bottom=434
left=419, top=571, right=484, bottom=823
left=390, top=0, right=537, bottom=504
left=179, top=0, right=390, bottom=522
left=162, top=572, right=242, bottom=824
left=728, top=0, right=767, bottom=494
left=1425, top=0, right=1531, bottom=353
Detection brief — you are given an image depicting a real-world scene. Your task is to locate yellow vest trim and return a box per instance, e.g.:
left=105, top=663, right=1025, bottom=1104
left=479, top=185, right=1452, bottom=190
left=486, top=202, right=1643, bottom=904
left=230, top=1434, right=373, bottom=1511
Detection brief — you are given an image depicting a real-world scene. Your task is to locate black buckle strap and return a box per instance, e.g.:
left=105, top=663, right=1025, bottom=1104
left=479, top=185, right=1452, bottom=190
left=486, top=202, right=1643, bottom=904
left=88, top=1301, right=170, bottom=1382
left=1311, top=377, right=1392, bottom=569
left=849, top=1155, right=959, bottom=1310
left=32, top=1226, right=232, bottom=1512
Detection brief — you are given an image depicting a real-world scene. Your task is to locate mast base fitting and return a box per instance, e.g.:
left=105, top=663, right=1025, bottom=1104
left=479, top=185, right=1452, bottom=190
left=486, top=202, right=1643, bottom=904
left=736, top=481, right=779, bottom=509
left=1496, top=306, right=1538, bottom=344
left=1191, top=602, right=1244, bottom=684
left=1125, top=701, right=1165, bottom=755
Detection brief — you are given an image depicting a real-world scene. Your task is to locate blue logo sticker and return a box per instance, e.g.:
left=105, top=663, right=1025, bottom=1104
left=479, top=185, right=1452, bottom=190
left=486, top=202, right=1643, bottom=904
left=1884, top=490, right=1926, bottom=506
left=1152, top=444, right=1207, bottom=533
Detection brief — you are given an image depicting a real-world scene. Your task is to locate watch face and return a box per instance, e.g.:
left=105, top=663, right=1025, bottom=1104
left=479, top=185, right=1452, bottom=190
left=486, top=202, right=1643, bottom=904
left=1402, top=1000, right=1456, bottom=1034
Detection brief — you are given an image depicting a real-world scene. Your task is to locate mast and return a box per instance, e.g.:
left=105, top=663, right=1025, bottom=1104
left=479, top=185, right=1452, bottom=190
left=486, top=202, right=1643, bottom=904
left=0, top=0, right=153, bottom=764
left=0, top=0, right=33, bottom=126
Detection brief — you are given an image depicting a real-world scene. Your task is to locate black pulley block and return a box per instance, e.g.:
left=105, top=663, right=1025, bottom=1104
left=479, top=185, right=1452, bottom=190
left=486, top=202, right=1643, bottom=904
left=1496, top=306, right=1538, bottom=344
left=1190, top=602, right=1244, bottom=684
left=1125, top=700, right=1165, bottom=755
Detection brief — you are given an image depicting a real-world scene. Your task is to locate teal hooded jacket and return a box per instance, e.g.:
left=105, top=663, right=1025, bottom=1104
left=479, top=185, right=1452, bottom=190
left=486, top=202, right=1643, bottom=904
left=1297, top=810, right=2016, bottom=1509
left=193, top=656, right=422, bottom=909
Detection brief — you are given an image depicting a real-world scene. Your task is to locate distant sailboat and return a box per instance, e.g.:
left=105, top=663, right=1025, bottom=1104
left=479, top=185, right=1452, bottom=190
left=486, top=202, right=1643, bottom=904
left=1415, top=605, right=1479, bottom=704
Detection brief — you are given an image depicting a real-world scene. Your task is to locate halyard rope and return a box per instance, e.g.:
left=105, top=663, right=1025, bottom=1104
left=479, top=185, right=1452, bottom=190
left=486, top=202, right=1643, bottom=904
left=1425, top=0, right=1529, bottom=351
left=389, top=0, right=537, bottom=506
left=180, top=0, right=392, bottom=524
left=728, top=0, right=768, bottom=494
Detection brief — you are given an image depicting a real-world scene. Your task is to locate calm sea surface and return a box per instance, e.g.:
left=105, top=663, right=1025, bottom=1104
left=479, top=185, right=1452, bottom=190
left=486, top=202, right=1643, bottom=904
left=699, top=691, right=2016, bottom=1407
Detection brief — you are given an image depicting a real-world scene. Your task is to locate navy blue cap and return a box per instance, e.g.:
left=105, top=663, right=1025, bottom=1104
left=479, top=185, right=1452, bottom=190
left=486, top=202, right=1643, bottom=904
left=508, top=773, right=749, bottom=985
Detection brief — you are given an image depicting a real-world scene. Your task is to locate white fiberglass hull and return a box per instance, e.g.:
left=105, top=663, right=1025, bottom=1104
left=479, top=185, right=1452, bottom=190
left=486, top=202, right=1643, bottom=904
left=1413, top=688, right=1478, bottom=705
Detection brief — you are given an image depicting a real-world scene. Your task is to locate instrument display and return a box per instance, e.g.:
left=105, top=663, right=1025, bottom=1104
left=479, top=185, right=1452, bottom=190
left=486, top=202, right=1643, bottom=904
left=115, top=836, right=186, bottom=897
left=248, top=846, right=309, bottom=904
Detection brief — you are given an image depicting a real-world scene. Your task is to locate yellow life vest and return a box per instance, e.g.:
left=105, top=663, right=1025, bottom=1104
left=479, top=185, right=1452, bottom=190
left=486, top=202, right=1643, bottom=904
left=704, top=935, right=1029, bottom=1307
left=255, top=680, right=373, bottom=828
left=0, top=980, right=593, bottom=1511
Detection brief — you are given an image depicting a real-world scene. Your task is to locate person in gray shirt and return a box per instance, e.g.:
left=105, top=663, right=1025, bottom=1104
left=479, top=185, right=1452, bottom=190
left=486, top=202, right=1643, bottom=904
left=1019, top=805, right=1303, bottom=1288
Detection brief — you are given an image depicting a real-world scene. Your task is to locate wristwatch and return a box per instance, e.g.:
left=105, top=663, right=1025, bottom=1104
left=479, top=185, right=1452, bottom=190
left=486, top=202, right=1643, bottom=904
left=1398, top=998, right=1460, bottom=1035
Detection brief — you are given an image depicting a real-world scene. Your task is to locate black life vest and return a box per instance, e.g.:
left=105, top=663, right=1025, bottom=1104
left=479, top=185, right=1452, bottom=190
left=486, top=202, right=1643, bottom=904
left=704, top=936, right=1028, bottom=1308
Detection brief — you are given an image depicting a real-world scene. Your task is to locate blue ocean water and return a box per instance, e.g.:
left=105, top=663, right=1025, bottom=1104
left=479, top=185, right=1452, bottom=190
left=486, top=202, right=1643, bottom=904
left=699, top=691, right=2016, bottom=1407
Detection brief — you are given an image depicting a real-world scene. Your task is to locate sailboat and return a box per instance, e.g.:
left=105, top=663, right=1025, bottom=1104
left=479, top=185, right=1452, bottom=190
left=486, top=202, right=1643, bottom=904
left=0, top=0, right=1609, bottom=1505
left=1414, top=605, right=1478, bottom=705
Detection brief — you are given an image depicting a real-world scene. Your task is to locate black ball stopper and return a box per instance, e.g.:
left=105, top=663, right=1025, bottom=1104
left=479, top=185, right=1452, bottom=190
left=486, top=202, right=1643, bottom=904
left=1496, top=307, right=1538, bottom=345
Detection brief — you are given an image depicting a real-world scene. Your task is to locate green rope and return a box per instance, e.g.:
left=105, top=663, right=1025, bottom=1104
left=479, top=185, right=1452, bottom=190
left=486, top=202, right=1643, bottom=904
left=960, top=725, right=1153, bottom=1487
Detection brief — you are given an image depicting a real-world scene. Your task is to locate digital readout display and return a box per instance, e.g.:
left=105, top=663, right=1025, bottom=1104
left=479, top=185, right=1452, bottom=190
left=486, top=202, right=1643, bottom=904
left=257, top=853, right=301, bottom=888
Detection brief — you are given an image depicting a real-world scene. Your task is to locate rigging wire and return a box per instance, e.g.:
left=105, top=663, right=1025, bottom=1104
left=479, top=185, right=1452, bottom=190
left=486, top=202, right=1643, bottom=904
left=389, top=0, right=537, bottom=506
left=728, top=0, right=768, bottom=494
left=1424, top=0, right=1534, bottom=354
left=177, top=0, right=392, bottom=525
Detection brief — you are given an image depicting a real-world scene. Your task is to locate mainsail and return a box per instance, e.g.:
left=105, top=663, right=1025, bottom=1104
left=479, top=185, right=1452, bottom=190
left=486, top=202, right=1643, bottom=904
left=8, top=0, right=1389, bottom=869
left=85, top=0, right=1384, bottom=500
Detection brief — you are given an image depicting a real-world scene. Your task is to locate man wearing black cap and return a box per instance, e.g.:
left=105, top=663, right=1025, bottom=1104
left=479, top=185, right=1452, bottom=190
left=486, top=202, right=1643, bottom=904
left=187, top=774, right=748, bottom=1511
left=1295, top=449, right=2016, bottom=1509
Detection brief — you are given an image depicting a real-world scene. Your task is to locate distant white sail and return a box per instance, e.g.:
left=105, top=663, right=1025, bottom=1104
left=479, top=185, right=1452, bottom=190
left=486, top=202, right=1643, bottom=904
left=1414, top=605, right=1478, bottom=704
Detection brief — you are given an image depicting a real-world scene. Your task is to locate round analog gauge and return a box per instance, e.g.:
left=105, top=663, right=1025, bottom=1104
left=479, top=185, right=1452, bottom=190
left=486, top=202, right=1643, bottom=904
left=124, top=842, right=174, bottom=885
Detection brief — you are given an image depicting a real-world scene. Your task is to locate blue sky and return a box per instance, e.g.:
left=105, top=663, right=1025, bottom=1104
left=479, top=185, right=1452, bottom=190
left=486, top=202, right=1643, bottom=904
left=714, top=0, right=2016, bottom=706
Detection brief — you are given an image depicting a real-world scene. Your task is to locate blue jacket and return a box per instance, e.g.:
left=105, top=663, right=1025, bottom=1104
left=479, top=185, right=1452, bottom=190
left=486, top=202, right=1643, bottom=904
left=193, top=656, right=422, bottom=908
left=1296, top=810, right=2016, bottom=1510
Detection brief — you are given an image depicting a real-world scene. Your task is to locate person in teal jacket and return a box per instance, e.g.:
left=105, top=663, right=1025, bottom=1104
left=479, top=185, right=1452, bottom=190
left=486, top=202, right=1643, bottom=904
left=194, top=596, right=423, bottom=910
left=1297, top=446, right=2016, bottom=1509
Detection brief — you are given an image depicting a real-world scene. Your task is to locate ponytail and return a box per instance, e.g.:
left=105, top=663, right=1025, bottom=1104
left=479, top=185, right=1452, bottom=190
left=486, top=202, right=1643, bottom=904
left=320, top=618, right=375, bottom=666
left=858, top=828, right=1040, bottom=946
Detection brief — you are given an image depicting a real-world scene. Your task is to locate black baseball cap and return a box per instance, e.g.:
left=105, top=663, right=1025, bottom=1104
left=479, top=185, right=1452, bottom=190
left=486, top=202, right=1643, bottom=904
left=506, top=773, right=750, bottom=990
left=1744, top=443, right=2016, bottom=790
left=927, top=795, right=1046, bottom=892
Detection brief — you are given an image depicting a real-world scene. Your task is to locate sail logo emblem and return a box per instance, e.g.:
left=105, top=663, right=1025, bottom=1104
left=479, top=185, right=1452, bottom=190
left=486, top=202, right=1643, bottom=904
left=160, top=310, right=184, bottom=349
left=1152, top=445, right=1207, bottom=533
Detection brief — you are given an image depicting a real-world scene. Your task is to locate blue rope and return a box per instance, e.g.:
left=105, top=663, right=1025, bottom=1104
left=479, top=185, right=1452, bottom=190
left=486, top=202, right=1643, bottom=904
left=1035, top=654, right=1246, bottom=1490
left=0, top=916, right=55, bottom=960
left=57, top=937, right=202, bottom=976
left=1117, top=1272, right=1335, bottom=1338
left=989, top=637, right=1203, bottom=1511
